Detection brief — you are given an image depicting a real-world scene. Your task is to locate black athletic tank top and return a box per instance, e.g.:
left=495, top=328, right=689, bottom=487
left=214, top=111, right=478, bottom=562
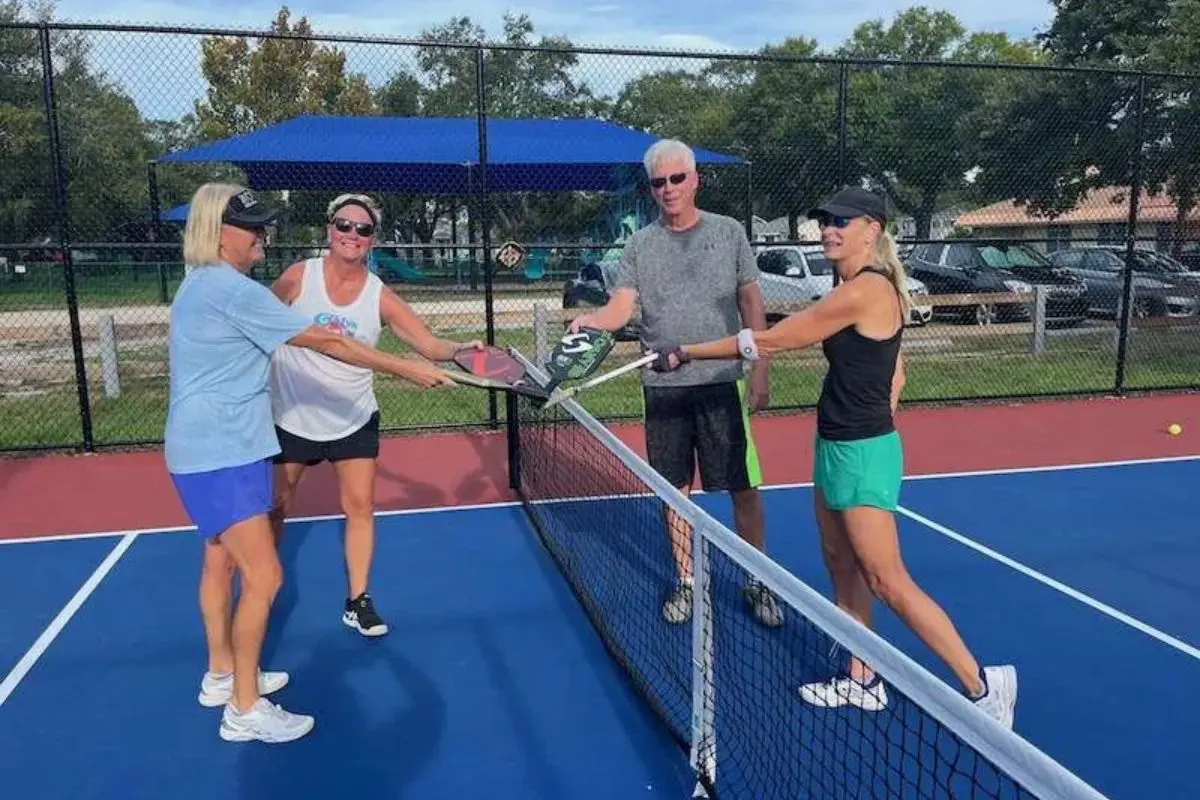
left=816, top=266, right=903, bottom=441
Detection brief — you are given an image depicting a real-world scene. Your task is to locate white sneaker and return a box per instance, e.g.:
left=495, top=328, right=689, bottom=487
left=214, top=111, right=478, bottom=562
left=972, top=665, right=1018, bottom=729
left=219, top=697, right=314, bottom=743
left=198, top=669, right=289, bottom=708
left=798, top=675, right=889, bottom=711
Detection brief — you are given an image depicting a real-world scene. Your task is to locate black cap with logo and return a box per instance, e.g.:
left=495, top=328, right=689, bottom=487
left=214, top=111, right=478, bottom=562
left=223, top=188, right=279, bottom=230
left=807, top=187, right=888, bottom=225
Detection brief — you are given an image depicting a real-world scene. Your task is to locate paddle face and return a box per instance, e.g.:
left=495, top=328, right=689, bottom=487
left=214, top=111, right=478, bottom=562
left=449, top=346, right=550, bottom=404
left=453, top=345, right=527, bottom=384
left=545, top=327, right=615, bottom=388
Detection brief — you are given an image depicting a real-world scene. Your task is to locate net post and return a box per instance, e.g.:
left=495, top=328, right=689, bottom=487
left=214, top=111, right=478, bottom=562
left=689, top=524, right=717, bottom=797
left=504, top=350, right=522, bottom=491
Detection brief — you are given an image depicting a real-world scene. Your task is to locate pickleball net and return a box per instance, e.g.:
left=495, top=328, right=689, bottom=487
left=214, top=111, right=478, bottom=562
left=504, top=348, right=1108, bottom=800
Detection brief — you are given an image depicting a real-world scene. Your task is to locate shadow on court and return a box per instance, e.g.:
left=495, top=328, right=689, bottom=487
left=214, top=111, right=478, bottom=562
left=236, top=627, right=446, bottom=800
left=512, top=506, right=697, bottom=796
left=259, top=519, right=311, bottom=667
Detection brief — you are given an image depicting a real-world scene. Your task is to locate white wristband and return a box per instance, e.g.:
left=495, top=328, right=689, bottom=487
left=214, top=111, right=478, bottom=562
left=736, top=328, right=760, bottom=361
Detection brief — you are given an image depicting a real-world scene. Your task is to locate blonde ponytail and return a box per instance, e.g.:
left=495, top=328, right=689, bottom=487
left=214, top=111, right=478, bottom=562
left=873, top=229, right=912, bottom=317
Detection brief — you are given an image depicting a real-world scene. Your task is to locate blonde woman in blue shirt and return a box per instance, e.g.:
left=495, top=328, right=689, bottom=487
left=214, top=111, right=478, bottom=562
left=165, top=184, right=454, bottom=744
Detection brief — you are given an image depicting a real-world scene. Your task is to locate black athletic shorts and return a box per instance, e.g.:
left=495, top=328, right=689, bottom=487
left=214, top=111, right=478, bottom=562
left=273, top=411, right=381, bottom=466
left=642, top=380, right=762, bottom=492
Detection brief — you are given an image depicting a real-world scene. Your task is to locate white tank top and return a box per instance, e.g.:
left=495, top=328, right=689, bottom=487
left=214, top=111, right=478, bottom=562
left=269, top=257, right=384, bottom=441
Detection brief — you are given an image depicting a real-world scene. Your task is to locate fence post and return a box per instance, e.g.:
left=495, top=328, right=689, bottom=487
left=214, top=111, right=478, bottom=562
left=474, top=45, right=498, bottom=429
left=533, top=302, right=550, bottom=365
left=1030, top=287, right=1047, bottom=356
left=1114, top=74, right=1148, bottom=394
left=148, top=161, right=168, bottom=304
left=743, top=161, right=753, bottom=242
left=39, top=24, right=94, bottom=452
left=836, top=60, right=849, bottom=189
left=99, top=315, right=121, bottom=398
left=832, top=60, right=849, bottom=290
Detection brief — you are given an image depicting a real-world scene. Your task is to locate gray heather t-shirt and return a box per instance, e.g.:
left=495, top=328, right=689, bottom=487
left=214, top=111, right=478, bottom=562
left=615, top=211, right=759, bottom=388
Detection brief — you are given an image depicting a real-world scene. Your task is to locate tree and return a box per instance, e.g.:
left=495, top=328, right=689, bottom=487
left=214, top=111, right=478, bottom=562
left=969, top=68, right=1141, bottom=218
left=1039, top=0, right=1169, bottom=68
left=410, top=13, right=611, bottom=244
left=725, top=38, right=838, bottom=237
left=192, top=6, right=374, bottom=140
left=0, top=0, right=164, bottom=243
left=610, top=63, right=751, bottom=226
left=0, top=1, right=47, bottom=243
left=416, top=13, right=606, bottom=118
left=1141, top=2, right=1200, bottom=253
left=611, top=67, right=741, bottom=145
left=838, top=7, right=1046, bottom=237
left=1035, top=0, right=1200, bottom=253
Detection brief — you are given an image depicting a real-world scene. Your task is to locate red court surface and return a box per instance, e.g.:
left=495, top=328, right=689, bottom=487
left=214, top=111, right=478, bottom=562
left=1, top=392, right=1196, bottom=541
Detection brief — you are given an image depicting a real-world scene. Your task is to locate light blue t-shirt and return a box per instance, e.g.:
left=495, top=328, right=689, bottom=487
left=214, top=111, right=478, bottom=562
left=164, top=264, right=311, bottom=474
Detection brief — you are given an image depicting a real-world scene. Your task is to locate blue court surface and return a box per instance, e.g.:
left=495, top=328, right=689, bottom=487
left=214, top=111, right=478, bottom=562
left=0, top=455, right=1196, bottom=799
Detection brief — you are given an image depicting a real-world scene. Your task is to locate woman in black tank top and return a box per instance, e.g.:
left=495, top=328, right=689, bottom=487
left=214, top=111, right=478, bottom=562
left=651, top=188, right=1017, bottom=728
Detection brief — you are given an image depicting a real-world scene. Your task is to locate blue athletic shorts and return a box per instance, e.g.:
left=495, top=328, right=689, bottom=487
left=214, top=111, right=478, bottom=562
left=169, top=458, right=274, bottom=539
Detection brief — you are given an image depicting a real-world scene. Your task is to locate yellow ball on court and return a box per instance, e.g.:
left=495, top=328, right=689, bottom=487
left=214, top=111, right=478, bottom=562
left=1167, top=423, right=1182, bottom=436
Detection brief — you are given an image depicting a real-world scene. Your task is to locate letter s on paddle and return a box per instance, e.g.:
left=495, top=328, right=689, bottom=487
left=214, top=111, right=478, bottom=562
left=559, top=333, right=592, bottom=354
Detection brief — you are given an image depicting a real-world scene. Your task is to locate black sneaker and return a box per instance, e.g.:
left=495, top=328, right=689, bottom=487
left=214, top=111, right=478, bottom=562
left=343, top=592, right=389, bottom=637
left=742, top=579, right=784, bottom=628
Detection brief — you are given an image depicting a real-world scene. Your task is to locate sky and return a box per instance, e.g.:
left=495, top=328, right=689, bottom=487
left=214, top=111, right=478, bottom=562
left=40, top=0, right=1059, bottom=119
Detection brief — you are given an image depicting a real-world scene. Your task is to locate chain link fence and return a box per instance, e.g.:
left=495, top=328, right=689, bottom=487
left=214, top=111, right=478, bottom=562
left=4, top=19, right=1200, bottom=452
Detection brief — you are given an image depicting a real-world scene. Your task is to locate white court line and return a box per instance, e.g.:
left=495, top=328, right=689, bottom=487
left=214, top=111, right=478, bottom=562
left=0, top=533, right=138, bottom=708
left=897, top=505, right=1200, bottom=663
left=1, top=452, right=1197, bottom=547
left=0, top=498, right=525, bottom=546
left=761, top=452, right=1200, bottom=492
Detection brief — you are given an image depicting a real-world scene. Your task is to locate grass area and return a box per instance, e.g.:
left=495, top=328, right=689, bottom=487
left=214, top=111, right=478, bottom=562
left=0, top=269, right=175, bottom=311
left=0, top=262, right=558, bottom=313
left=5, top=321, right=1197, bottom=451
left=0, top=284, right=168, bottom=312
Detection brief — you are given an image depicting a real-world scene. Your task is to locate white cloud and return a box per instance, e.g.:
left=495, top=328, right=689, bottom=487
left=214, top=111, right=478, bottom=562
left=45, top=0, right=1057, bottom=122
left=48, top=0, right=1057, bottom=49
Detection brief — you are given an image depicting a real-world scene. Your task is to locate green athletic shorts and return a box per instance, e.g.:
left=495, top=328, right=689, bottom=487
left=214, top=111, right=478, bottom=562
left=812, top=430, right=903, bottom=511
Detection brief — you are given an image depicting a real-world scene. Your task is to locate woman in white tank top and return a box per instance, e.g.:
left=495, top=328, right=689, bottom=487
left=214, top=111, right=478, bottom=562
left=267, top=194, right=481, bottom=636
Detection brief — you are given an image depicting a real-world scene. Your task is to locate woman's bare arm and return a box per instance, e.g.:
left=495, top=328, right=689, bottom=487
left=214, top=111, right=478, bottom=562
left=891, top=351, right=906, bottom=413
left=269, top=262, right=306, bottom=304
left=287, top=325, right=453, bottom=388
left=379, top=287, right=480, bottom=360
left=682, top=280, right=869, bottom=361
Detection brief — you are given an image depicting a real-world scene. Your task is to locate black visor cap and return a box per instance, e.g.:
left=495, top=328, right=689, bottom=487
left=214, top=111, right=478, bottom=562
left=807, top=187, right=887, bottom=225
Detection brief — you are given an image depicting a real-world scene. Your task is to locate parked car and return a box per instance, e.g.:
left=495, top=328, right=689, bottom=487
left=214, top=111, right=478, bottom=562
left=1167, top=241, right=1200, bottom=272
left=561, top=242, right=934, bottom=340
left=905, top=241, right=1088, bottom=326
left=1045, top=246, right=1200, bottom=318
left=561, top=257, right=644, bottom=341
left=755, top=245, right=933, bottom=325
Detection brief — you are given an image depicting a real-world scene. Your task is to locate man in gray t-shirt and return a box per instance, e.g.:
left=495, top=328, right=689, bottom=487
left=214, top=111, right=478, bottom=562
left=570, top=138, right=782, bottom=629
left=616, top=209, right=760, bottom=388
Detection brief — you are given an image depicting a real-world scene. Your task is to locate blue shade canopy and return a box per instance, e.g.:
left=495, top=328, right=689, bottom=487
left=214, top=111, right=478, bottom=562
left=158, top=115, right=744, bottom=194
left=161, top=202, right=189, bottom=222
